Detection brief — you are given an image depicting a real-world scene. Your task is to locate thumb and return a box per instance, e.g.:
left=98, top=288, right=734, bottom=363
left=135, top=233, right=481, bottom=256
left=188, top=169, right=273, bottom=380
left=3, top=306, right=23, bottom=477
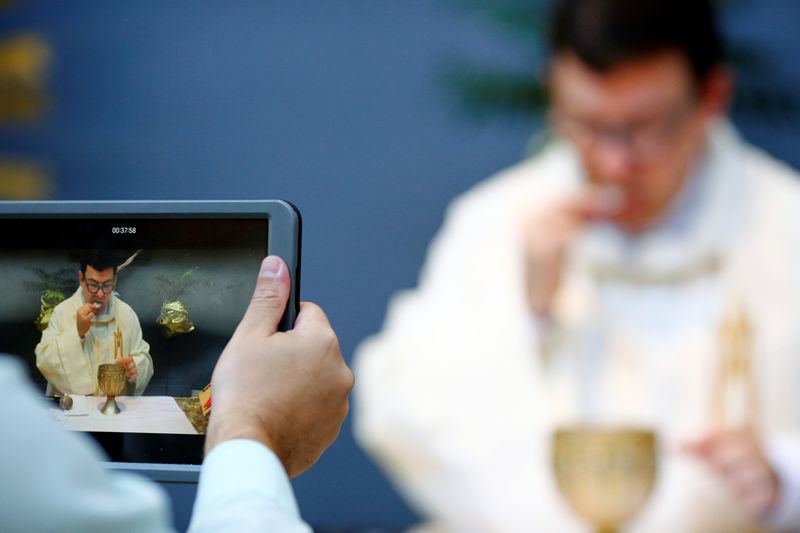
left=238, top=256, right=290, bottom=336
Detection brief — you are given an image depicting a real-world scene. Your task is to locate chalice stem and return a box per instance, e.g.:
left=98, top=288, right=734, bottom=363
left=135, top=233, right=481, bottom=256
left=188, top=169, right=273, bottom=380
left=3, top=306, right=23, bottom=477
left=597, top=527, right=617, bottom=533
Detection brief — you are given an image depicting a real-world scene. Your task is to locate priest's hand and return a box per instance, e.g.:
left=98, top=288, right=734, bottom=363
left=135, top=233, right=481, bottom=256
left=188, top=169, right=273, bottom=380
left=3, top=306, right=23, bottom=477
left=683, top=429, right=780, bottom=519
left=76, top=303, right=95, bottom=338
left=526, top=187, right=623, bottom=315
left=204, top=256, right=354, bottom=477
left=115, top=356, right=138, bottom=381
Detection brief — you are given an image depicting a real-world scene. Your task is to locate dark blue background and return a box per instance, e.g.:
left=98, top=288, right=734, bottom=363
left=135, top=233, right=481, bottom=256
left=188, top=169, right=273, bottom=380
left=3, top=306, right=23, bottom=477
left=2, top=1, right=799, bottom=530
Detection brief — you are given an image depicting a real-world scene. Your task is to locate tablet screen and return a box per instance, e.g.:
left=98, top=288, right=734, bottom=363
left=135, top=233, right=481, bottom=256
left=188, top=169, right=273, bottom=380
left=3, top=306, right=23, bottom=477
left=0, top=216, right=268, bottom=463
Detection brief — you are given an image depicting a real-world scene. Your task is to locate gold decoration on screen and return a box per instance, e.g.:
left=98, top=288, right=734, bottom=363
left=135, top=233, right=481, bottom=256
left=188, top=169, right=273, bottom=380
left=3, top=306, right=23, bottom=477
left=25, top=267, right=75, bottom=330
left=156, top=267, right=207, bottom=338
left=157, top=300, right=196, bottom=338
left=33, top=289, right=65, bottom=331
left=114, top=327, right=123, bottom=360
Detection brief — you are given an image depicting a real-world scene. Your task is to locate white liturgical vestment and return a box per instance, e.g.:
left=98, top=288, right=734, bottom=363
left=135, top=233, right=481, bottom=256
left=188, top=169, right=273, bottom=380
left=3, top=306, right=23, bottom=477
left=354, top=121, right=800, bottom=532
left=35, top=287, right=154, bottom=396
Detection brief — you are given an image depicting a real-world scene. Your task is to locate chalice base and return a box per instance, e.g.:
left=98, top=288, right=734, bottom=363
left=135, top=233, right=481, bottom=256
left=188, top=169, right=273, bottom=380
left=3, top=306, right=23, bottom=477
left=100, top=396, right=121, bottom=415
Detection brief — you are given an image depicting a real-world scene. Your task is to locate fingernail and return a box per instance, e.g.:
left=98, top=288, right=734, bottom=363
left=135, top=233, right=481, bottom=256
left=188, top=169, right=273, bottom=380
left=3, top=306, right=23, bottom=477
left=260, top=257, right=282, bottom=278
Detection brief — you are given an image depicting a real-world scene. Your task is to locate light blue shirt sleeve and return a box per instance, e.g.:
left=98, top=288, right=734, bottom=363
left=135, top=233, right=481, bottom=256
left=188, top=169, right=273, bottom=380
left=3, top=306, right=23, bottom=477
left=188, top=439, right=312, bottom=533
left=1, top=356, right=173, bottom=533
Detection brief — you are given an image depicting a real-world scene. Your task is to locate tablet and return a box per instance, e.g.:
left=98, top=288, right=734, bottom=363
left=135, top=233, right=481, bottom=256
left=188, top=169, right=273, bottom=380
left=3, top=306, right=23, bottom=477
left=0, top=200, right=301, bottom=478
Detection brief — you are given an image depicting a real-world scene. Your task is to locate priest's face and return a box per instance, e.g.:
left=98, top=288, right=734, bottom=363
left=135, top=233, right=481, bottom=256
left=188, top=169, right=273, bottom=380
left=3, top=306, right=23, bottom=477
left=549, top=50, right=731, bottom=232
left=79, top=265, right=116, bottom=313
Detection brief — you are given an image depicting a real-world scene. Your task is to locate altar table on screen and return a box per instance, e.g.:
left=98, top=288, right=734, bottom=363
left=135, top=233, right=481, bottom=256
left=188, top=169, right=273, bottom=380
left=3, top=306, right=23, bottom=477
left=47, top=395, right=198, bottom=434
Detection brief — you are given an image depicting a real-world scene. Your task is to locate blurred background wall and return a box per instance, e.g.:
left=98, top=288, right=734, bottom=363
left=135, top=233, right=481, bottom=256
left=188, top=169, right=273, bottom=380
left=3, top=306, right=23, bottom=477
left=1, top=1, right=799, bottom=530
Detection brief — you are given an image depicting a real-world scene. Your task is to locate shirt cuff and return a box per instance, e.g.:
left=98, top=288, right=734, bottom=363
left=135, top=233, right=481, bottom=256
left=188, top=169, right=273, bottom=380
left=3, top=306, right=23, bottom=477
left=190, top=439, right=302, bottom=529
left=765, top=434, right=800, bottom=530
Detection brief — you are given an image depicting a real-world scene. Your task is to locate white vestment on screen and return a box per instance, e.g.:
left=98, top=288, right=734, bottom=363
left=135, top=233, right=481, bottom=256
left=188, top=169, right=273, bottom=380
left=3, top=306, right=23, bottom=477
left=354, top=121, right=800, bottom=532
left=35, top=287, right=154, bottom=396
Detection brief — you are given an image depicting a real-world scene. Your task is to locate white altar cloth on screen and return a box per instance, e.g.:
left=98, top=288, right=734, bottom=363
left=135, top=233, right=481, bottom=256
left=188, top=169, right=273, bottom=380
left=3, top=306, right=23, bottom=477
left=47, top=395, right=197, bottom=434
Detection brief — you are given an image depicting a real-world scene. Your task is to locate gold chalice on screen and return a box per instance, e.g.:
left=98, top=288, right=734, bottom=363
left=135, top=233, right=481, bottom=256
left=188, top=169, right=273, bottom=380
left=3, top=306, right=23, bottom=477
left=552, top=427, right=657, bottom=533
left=97, top=363, right=126, bottom=415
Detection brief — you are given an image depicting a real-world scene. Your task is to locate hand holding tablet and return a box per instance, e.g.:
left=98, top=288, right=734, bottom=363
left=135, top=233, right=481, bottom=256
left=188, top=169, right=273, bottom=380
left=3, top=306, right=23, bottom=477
left=205, top=255, right=353, bottom=476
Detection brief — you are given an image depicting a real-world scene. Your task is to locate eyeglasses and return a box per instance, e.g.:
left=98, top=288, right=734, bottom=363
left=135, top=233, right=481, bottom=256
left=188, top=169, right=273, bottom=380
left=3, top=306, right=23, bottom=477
left=85, top=279, right=116, bottom=294
left=552, top=98, right=696, bottom=160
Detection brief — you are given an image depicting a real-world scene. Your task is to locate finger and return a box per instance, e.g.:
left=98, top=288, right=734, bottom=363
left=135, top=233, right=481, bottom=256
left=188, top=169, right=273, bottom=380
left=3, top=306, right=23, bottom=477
left=237, top=256, right=291, bottom=336
left=716, top=437, right=755, bottom=462
left=730, top=470, right=777, bottom=516
left=588, top=186, right=626, bottom=217
left=555, top=210, right=586, bottom=242
left=703, top=440, right=767, bottom=488
left=541, top=194, right=598, bottom=239
left=527, top=209, right=582, bottom=257
left=741, top=491, right=774, bottom=518
left=680, top=437, right=713, bottom=458
left=561, top=190, right=602, bottom=217
left=728, top=461, right=773, bottom=490
left=565, top=187, right=625, bottom=221
left=545, top=198, right=590, bottom=231
left=293, top=303, right=343, bottom=361
left=707, top=437, right=756, bottom=472
left=292, top=302, right=333, bottom=333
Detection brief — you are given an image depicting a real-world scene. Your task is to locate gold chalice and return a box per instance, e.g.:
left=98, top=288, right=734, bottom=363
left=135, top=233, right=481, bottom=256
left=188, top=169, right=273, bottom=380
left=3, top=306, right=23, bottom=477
left=97, top=363, right=126, bottom=415
left=552, top=427, right=657, bottom=533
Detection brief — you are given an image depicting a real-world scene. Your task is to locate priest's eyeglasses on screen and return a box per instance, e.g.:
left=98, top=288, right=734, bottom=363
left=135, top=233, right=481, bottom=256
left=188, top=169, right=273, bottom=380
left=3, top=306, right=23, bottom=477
left=85, top=279, right=116, bottom=294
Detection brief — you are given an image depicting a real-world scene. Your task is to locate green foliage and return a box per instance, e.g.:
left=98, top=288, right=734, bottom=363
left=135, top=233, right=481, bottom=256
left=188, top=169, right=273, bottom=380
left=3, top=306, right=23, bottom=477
left=156, top=267, right=213, bottom=301
left=443, top=65, right=547, bottom=119
left=453, top=0, right=548, bottom=40
left=23, top=266, right=76, bottom=295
